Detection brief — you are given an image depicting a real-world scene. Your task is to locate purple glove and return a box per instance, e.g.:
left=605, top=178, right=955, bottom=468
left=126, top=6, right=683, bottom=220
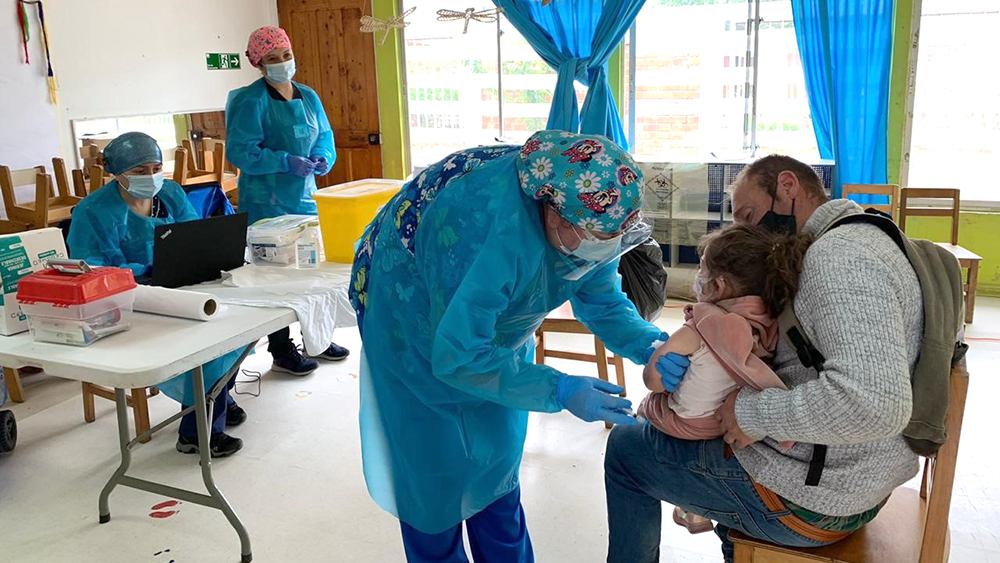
left=286, top=155, right=316, bottom=178
left=310, top=156, right=331, bottom=176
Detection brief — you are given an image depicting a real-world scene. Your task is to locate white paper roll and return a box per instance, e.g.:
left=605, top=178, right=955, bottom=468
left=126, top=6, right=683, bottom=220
left=133, top=285, right=220, bottom=321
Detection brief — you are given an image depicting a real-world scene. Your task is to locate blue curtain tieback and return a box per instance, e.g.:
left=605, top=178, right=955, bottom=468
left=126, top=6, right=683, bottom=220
left=558, top=57, right=591, bottom=86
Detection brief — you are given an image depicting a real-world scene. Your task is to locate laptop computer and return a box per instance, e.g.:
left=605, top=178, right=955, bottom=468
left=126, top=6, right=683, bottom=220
left=151, top=213, right=248, bottom=288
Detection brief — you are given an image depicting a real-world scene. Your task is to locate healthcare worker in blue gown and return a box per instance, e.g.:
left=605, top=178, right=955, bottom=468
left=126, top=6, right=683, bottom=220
left=225, top=25, right=348, bottom=377
left=68, top=132, right=246, bottom=457
left=349, top=130, right=691, bottom=562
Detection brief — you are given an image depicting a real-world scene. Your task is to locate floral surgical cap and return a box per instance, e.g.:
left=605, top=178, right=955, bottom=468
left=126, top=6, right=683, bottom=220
left=517, top=130, right=645, bottom=234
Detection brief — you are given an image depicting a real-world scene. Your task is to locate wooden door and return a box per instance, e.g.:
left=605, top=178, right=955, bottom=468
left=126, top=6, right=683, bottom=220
left=188, top=111, right=229, bottom=170
left=278, top=0, right=383, bottom=187
left=190, top=111, right=227, bottom=140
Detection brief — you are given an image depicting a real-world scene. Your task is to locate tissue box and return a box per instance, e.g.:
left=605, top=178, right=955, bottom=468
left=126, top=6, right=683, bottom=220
left=0, top=228, right=68, bottom=335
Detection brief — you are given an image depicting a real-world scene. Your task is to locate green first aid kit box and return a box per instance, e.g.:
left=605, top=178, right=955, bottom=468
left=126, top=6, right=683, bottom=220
left=0, top=228, right=68, bottom=336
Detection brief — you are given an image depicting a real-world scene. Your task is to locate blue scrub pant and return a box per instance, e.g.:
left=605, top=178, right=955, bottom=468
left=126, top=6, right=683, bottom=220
left=399, top=487, right=534, bottom=563
left=178, top=377, right=235, bottom=439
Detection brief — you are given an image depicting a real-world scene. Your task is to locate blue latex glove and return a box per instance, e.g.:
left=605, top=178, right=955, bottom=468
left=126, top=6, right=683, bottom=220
left=286, top=154, right=317, bottom=178
left=556, top=374, right=638, bottom=426
left=655, top=353, right=690, bottom=392
left=310, top=156, right=331, bottom=175
left=642, top=332, right=670, bottom=364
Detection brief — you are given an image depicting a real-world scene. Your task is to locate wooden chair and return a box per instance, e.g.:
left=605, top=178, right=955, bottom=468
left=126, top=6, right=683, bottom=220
left=82, top=382, right=159, bottom=443
left=79, top=138, right=113, bottom=174
left=899, top=188, right=982, bottom=323
left=0, top=163, right=81, bottom=229
left=202, top=138, right=239, bottom=199
left=842, top=184, right=900, bottom=220
left=4, top=368, right=25, bottom=403
left=203, top=138, right=238, bottom=174
left=173, top=142, right=238, bottom=196
left=730, top=360, right=970, bottom=563
left=87, top=164, right=113, bottom=194
left=535, top=301, right=627, bottom=429
left=51, top=156, right=91, bottom=200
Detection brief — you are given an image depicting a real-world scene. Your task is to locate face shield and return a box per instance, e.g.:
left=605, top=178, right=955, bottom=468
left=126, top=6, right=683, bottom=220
left=547, top=205, right=653, bottom=281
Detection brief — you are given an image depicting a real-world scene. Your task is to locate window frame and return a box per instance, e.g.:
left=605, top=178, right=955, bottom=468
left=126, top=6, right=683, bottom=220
left=900, top=0, right=1000, bottom=209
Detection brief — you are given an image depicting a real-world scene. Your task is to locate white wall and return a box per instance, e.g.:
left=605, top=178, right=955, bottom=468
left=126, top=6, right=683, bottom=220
left=44, top=0, right=279, bottom=165
left=0, top=4, right=62, bottom=171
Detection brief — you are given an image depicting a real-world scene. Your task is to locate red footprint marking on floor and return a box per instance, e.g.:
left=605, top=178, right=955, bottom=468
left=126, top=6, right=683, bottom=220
left=149, top=499, right=181, bottom=518
left=148, top=510, right=178, bottom=519
left=151, top=500, right=180, bottom=511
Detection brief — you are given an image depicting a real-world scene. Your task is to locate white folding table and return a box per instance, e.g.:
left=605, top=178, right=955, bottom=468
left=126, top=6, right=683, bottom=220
left=0, top=304, right=297, bottom=563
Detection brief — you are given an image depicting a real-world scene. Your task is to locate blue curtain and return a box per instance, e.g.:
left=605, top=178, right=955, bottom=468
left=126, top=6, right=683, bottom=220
left=494, top=0, right=645, bottom=150
left=791, top=0, right=894, bottom=201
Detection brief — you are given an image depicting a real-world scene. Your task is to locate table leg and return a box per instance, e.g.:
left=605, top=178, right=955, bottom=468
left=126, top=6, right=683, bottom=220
left=966, top=261, right=979, bottom=324
left=192, top=366, right=253, bottom=563
left=98, top=388, right=132, bottom=523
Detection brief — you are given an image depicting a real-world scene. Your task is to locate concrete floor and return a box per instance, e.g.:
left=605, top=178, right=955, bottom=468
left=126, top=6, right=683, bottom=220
left=1, top=299, right=999, bottom=563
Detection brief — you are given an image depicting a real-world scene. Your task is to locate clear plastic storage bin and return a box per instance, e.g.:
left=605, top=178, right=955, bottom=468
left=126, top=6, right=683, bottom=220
left=247, top=215, right=322, bottom=268
left=17, top=261, right=136, bottom=347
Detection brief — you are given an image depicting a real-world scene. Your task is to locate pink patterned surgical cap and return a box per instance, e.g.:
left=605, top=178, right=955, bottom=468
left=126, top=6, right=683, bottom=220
left=246, top=26, right=291, bottom=66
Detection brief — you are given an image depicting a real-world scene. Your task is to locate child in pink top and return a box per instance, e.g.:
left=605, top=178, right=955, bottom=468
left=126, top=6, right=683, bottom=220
left=638, top=223, right=812, bottom=533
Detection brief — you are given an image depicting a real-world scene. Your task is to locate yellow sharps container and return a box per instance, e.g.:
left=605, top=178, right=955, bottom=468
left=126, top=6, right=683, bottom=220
left=313, top=179, right=404, bottom=263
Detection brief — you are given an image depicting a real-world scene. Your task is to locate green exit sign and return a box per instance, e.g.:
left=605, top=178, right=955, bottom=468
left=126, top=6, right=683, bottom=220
left=206, top=53, right=241, bottom=70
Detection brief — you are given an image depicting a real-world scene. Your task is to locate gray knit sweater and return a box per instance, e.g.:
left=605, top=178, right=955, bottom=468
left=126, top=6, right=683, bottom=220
left=734, top=199, right=922, bottom=517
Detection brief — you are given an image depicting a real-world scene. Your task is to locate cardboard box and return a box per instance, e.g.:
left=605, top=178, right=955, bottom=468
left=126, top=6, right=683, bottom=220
left=0, top=228, right=68, bottom=335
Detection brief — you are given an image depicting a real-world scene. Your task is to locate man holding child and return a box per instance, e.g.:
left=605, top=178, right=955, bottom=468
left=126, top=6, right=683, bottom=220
left=604, top=155, right=924, bottom=563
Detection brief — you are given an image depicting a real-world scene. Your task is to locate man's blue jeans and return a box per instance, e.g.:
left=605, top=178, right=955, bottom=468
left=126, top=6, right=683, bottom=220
left=604, top=421, right=833, bottom=563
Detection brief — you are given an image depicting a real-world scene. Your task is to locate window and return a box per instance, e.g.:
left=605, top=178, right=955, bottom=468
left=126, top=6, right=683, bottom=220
left=623, top=0, right=819, bottom=163
left=403, top=2, right=565, bottom=167
left=74, top=114, right=177, bottom=152
left=907, top=0, right=1000, bottom=203
left=73, top=113, right=180, bottom=170
left=752, top=1, right=817, bottom=159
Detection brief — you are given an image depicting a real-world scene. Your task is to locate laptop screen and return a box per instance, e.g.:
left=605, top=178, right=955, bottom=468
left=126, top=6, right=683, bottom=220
left=151, top=213, right=248, bottom=289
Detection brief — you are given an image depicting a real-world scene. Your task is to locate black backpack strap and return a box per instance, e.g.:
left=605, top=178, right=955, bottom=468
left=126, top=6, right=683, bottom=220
left=778, top=307, right=826, bottom=370
left=806, top=445, right=827, bottom=486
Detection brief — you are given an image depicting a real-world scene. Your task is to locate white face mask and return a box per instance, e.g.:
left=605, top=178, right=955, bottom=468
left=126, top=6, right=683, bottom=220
left=693, top=272, right=716, bottom=303
left=264, top=59, right=296, bottom=83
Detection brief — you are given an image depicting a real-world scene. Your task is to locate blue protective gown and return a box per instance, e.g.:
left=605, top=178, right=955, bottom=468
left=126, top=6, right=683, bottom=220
left=67, top=180, right=243, bottom=405
left=349, top=147, right=662, bottom=534
left=225, top=78, right=335, bottom=225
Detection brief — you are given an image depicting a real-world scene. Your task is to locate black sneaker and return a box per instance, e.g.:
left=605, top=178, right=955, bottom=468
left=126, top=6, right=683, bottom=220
left=309, top=342, right=350, bottom=361
left=226, top=402, right=247, bottom=427
left=176, top=433, right=244, bottom=458
left=271, top=348, right=319, bottom=376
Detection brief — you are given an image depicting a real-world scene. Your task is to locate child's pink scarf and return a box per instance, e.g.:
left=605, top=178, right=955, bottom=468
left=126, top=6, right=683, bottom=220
left=685, top=296, right=785, bottom=393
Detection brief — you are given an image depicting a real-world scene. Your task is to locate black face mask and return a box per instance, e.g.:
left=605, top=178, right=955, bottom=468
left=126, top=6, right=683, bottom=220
left=757, top=196, right=796, bottom=234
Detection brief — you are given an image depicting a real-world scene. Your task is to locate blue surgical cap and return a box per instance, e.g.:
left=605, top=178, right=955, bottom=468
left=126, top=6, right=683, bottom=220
left=103, top=132, right=163, bottom=175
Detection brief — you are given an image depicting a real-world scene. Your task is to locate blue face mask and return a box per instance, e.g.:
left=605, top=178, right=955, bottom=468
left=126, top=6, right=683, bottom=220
left=264, top=59, right=296, bottom=83
left=125, top=172, right=164, bottom=200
